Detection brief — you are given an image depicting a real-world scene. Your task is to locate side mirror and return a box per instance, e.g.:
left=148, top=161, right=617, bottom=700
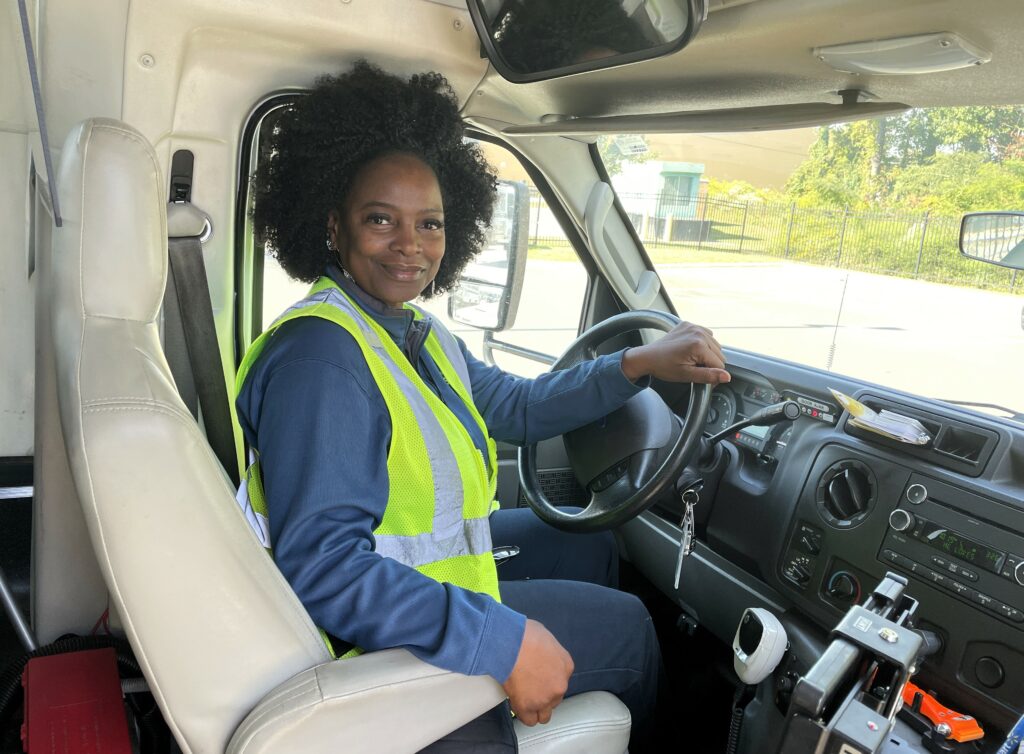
left=449, top=180, right=529, bottom=331
left=467, top=0, right=707, bottom=84
left=959, top=212, right=1024, bottom=270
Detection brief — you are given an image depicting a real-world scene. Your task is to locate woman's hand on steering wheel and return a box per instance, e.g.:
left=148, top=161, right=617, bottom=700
left=519, top=310, right=716, bottom=532
left=620, top=321, right=731, bottom=385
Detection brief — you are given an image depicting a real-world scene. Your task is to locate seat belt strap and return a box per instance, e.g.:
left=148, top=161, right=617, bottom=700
left=162, top=261, right=198, bottom=417
left=166, top=235, right=240, bottom=487
left=16, top=0, right=62, bottom=227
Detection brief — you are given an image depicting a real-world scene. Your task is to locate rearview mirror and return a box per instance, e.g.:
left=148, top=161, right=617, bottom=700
left=467, top=0, right=707, bottom=84
left=449, top=180, right=529, bottom=331
left=959, top=212, right=1024, bottom=270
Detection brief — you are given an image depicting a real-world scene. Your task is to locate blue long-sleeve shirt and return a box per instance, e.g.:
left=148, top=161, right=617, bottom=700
left=236, top=266, right=646, bottom=683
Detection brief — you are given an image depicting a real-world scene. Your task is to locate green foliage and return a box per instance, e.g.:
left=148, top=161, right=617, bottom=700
left=705, top=177, right=785, bottom=203
left=890, top=155, right=1024, bottom=213
left=786, top=120, right=881, bottom=207
left=785, top=106, right=1024, bottom=210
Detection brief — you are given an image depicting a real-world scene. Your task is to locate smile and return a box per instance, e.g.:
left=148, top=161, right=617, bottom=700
left=380, top=264, right=426, bottom=282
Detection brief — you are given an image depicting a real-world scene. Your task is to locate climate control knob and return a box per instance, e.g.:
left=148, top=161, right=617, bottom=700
left=1015, top=561, right=1024, bottom=587
left=889, top=509, right=915, bottom=532
left=827, top=572, right=861, bottom=603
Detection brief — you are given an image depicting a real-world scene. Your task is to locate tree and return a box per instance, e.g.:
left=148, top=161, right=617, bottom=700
left=889, top=154, right=1024, bottom=213
left=928, top=107, right=1024, bottom=160
left=785, top=120, right=879, bottom=207
left=786, top=105, right=1024, bottom=209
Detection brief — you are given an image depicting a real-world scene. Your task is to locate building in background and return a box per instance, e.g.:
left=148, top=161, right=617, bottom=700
left=477, top=129, right=817, bottom=247
left=609, top=129, right=817, bottom=244
left=614, top=160, right=707, bottom=242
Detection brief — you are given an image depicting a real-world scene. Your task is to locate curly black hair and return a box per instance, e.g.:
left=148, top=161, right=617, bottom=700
left=252, top=61, right=497, bottom=296
left=493, top=0, right=653, bottom=73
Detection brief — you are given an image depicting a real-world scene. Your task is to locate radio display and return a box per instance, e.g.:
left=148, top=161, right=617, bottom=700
left=924, top=528, right=1005, bottom=574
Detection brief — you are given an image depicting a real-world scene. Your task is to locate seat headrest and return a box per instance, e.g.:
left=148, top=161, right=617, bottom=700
left=55, top=119, right=167, bottom=323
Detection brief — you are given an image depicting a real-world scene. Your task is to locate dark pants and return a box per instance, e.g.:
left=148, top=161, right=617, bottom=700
left=421, top=507, right=662, bottom=752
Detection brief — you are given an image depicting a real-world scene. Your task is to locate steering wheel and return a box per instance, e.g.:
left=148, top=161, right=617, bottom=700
left=518, top=310, right=711, bottom=533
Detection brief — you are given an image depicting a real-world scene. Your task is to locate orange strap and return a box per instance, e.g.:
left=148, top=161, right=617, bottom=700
left=902, top=681, right=985, bottom=742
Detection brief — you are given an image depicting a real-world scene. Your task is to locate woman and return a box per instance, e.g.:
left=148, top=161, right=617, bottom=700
left=236, top=61, right=730, bottom=751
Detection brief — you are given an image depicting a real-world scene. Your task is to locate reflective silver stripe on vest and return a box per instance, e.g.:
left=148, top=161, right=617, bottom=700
left=375, top=516, right=492, bottom=568
left=283, top=288, right=487, bottom=559
left=408, top=303, right=472, bottom=397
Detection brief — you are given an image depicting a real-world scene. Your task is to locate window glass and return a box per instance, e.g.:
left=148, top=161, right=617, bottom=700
left=408, top=139, right=589, bottom=377
left=600, top=113, right=1024, bottom=426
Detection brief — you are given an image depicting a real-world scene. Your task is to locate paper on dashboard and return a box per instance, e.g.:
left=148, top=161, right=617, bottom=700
left=829, top=389, right=932, bottom=445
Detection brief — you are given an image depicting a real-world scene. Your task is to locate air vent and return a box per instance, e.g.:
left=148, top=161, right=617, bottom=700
left=816, top=460, right=876, bottom=528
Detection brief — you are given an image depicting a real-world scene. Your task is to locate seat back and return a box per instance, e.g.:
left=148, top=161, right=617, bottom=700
left=32, top=183, right=109, bottom=644
left=50, top=118, right=331, bottom=753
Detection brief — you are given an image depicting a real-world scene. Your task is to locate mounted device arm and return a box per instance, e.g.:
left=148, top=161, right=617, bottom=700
left=778, top=573, right=926, bottom=754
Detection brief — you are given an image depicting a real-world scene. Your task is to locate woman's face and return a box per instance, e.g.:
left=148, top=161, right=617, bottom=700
left=327, top=152, right=445, bottom=308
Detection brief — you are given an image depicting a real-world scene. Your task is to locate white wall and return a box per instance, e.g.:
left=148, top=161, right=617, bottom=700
left=0, top=2, right=36, bottom=457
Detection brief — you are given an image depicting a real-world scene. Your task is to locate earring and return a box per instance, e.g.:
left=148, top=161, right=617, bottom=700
left=428, top=280, right=436, bottom=297
left=326, top=236, right=335, bottom=252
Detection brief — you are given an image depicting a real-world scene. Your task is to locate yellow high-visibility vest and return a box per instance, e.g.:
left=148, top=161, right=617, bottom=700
left=235, top=277, right=501, bottom=655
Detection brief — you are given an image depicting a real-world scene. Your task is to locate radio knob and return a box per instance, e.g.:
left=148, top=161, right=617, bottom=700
left=889, top=509, right=915, bottom=532
left=1015, top=561, right=1024, bottom=587
left=906, top=484, right=928, bottom=505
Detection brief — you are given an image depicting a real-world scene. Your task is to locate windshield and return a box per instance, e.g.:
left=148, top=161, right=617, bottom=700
left=590, top=108, right=1024, bottom=426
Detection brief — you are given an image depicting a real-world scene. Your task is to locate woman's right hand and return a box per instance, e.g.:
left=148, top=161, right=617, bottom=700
left=621, top=321, right=731, bottom=385
left=503, top=619, right=574, bottom=725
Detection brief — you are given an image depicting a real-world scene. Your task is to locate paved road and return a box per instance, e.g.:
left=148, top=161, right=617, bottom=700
left=264, top=258, right=1024, bottom=422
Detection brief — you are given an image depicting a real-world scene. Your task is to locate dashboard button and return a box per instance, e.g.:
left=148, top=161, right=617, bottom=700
left=975, top=657, right=1005, bottom=689
left=1000, top=554, right=1020, bottom=581
left=926, top=570, right=948, bottom=587
left=972, top=591, right=996, bottom=609
left=958, top=566, right=979, bottom=582
left=932, top=556, right=949, bottom=569
left=948, top=580, right=970, bottom=596
left=961, top=586, right=980, bottom=602
left=993, top=603, right=1023, bottom=622
left=906, top=483, right=928, bottom=505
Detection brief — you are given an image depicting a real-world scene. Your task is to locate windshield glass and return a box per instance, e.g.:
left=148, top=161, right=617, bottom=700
left=588, top=108, right=1024, bottom=426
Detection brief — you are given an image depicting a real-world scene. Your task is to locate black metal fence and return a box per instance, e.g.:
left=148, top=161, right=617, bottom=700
left=527, top=190, right=1021, bottom=294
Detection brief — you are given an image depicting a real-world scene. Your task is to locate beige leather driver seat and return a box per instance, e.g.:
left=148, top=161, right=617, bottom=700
left=48, top=117, right=631, bottom=753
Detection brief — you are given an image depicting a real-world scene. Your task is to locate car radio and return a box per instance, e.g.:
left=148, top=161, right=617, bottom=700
left=880, top=507, right=1024, bottom=628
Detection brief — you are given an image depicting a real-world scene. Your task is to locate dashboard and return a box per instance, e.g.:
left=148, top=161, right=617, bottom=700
left=619, top=351, right=1024, bottom=742
left=702, top=381, right=836, bottom=462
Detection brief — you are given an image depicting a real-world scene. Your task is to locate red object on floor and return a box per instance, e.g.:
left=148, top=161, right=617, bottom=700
left=21, top=647, right=132, bottom=753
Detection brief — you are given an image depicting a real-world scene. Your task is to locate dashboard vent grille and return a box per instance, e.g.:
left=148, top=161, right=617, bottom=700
left=816, top=460, right=876, bottom=528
